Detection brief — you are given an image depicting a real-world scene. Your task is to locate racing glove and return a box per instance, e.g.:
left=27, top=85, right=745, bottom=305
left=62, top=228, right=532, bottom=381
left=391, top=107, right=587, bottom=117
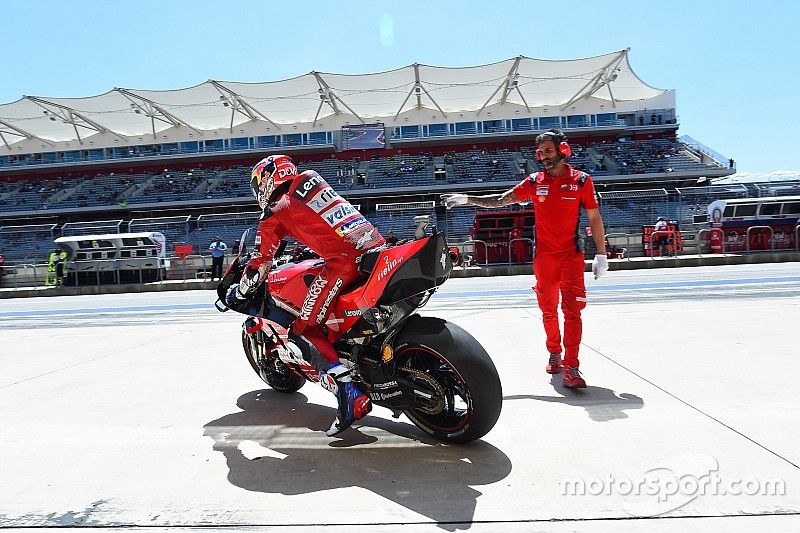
left=235, top=256, right=270, bottom=299
left=592, top=254, right=609, bottom=280
left=441, top=194, right=468, bottom=209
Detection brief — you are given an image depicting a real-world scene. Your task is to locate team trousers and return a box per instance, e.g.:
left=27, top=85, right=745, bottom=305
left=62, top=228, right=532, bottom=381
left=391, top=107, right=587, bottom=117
left=533, top=250, right=587, bottom=368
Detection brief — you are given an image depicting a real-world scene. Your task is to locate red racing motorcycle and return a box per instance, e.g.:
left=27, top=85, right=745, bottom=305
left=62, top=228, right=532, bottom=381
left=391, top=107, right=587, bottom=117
left=216, top=225, right=502, bottom=443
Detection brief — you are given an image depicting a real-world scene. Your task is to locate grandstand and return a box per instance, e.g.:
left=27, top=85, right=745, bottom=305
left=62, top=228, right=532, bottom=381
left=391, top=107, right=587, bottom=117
left=0, top=49, right=757, bottom=265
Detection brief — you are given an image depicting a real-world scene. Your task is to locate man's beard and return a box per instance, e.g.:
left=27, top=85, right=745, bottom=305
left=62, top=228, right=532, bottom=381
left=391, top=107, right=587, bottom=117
left=542, top=157, right=559, bottom=170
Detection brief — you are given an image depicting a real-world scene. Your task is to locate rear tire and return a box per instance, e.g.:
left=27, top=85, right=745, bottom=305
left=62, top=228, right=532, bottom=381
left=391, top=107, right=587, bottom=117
left=394, top=315, right=502, bottom=443
left=241, top=328, right=305, bottom=393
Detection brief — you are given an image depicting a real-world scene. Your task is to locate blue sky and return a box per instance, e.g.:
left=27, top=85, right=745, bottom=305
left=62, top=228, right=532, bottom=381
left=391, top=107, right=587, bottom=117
left=2, top=0, right=798, bottom=172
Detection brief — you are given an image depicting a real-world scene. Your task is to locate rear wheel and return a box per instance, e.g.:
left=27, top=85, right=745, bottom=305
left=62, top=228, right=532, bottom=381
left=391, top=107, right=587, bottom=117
left=394, top=316, right=502, bottom=443
left=241, top=328, right=305, bottom=393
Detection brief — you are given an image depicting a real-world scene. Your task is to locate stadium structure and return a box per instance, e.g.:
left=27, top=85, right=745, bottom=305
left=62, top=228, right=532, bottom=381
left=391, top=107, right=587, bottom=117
left=1, top=48, right=789, bottom=269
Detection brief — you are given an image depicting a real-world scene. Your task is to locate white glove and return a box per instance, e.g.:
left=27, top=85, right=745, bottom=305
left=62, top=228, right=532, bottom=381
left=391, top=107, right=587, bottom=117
left=442, top=194, right=468, bottom=209
left=592, top=254, right=608, bottom=280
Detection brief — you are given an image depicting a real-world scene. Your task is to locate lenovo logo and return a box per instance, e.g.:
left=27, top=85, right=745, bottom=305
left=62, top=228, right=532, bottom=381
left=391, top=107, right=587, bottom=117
left=294, top=172, right=326, bottom=199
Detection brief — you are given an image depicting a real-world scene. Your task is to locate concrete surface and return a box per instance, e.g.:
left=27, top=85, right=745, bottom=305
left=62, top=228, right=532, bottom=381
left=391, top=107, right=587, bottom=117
left=0, top=262, right=799, bottom=531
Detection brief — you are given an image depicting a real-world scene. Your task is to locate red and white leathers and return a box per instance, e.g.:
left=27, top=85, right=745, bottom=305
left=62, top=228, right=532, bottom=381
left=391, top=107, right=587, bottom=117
left=512, top=164, right=599, bottom=368
left=249, top=170, right=385, bottom=365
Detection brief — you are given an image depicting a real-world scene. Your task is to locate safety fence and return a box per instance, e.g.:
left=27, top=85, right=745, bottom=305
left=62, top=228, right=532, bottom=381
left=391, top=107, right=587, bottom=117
left=2, top=226, right=799, bottom=291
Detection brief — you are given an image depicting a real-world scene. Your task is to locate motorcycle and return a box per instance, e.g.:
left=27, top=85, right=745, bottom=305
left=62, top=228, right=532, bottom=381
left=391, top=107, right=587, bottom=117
left=215, top=220, right=502, bottom=443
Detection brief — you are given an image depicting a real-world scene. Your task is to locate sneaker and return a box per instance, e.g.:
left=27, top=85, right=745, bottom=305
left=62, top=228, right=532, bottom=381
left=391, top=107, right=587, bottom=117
left=562, top=366, right=587, bottom=389
left=546, top=353, right=563, bottom=374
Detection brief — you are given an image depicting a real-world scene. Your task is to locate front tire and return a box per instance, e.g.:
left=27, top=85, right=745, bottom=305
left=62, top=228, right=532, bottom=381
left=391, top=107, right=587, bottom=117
left=394, top=315, right=502, bottom=443
left=241, top=328, right=305, bottom=393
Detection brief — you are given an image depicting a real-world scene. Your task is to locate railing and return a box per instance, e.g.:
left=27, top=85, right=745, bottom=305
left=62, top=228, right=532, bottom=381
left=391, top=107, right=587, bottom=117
left=0, top=263, right=38, bottom=288
left=745, top=226, right=774, bottom=253
left=508, top=238, right=535, bottom=264
left=605, top=233, right=634, bottom=261
left=796, top=224, right=800, bottom=252
left=648, top=230, right=680, bottom=259
left=166, top=254, right=209, bottom=282
left=447, top=240, right=489, bottom=266
left=695, top=228, right=725, bottom=256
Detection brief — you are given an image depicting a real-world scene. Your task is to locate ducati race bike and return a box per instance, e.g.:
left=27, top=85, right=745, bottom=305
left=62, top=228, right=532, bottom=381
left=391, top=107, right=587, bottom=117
left=216, top=224, right=502, bottom=443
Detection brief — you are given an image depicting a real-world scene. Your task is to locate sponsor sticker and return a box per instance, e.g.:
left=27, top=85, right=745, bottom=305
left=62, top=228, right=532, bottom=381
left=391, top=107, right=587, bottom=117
left=300, top=278, right=327, bottom=321
left=316, top=278, right=343, bottom=324
left=294, top=172, right=326, bottom=199
left=307, top=186, right=341, bottom=213
left=321, top=202, right=358, bottom=227
left=335, top=216, right=368, bottom=236
left=377, top=254, right=404, bottom=281
left=536, top=184, right=549, bottom=203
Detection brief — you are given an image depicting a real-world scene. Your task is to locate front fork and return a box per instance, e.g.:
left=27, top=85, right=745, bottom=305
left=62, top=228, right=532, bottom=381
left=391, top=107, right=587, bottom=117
left=243, top=316, right=332, bottom=386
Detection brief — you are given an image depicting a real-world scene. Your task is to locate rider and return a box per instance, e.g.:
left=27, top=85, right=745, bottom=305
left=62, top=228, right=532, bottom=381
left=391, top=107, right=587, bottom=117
left=231, top=155, right=385, bottom=436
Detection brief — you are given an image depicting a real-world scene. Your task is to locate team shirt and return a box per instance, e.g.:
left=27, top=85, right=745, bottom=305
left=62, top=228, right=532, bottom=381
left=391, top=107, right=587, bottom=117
left=511, top=164, right=599, bottom=254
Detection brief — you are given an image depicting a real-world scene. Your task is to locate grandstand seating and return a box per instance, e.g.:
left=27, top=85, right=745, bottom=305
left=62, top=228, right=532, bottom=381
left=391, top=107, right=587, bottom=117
left=0, top=224, right=58, bottom=262
left=128, top=216, right=191, bottom=247
left=187, top=212, right=260, bottom=255
left=0, top=138, right=723, bottom=215
left=0, top=135, right=748, bottom=263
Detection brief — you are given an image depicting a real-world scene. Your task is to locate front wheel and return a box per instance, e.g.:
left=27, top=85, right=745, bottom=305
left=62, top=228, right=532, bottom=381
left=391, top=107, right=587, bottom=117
left=393, top=316, right=502, bottom=443
left=241, top=328, right=305, bottom=393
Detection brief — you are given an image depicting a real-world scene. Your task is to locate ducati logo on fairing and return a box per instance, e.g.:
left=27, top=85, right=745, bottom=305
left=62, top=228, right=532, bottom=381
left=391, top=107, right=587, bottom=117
left=344, top=309, right=362, bottom=317
left=440, top=251, right=447, bottom=270
left=300, top=278, right=328, bottom=321
left=377, top=255, right=403, bottom=281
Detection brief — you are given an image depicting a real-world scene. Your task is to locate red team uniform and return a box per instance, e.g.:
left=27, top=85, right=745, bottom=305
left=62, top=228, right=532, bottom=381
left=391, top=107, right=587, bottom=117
left=512, top=164, right=599, bottom=369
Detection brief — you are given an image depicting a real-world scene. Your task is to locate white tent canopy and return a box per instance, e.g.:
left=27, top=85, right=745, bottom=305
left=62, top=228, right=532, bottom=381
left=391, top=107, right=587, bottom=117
left=712, top=171, right=800, bottom=184
left=0, top=49, right=670, bottom=150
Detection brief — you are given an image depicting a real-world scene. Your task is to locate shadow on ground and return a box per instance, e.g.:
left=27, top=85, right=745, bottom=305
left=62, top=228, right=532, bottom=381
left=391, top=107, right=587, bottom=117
left=204, top=389, right=513, bottom=531
left=504, top=375, right=644, bottom=422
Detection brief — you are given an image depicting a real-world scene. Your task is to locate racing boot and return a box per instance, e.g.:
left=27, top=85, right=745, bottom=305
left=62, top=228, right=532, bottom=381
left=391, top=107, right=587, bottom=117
left=324, top=363, right=372, bottom=437
left=562, top=366, right=587, bottom=389
left=546, top=353, right=563, bottom=374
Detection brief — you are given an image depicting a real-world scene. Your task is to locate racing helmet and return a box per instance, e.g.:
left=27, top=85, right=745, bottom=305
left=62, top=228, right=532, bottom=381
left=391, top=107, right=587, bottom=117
left=250, top=155, right=298, bottom=209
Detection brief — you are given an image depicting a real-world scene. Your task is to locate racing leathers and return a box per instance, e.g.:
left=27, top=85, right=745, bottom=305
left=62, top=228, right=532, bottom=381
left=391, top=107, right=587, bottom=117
left=238, top=169, right=384, bottom=435
left=245, top=170, right=385, bottom=363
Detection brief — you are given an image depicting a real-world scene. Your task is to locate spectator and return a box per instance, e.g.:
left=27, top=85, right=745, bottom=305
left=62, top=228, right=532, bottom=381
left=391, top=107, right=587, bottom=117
left=653, top=217, right=670, bottom=256
left=208, top=236, right=227, bottom=281
left=385, top=230, right=399, bottom=246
